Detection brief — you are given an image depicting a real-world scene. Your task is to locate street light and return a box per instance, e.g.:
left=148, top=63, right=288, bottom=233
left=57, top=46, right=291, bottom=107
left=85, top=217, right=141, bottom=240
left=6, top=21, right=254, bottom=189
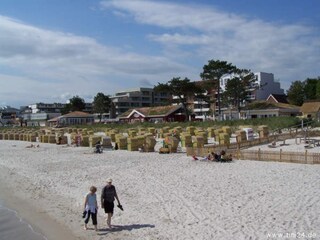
left=218, top=79, right=221, bottom=120
left=215, top=76, right=221, bottom=121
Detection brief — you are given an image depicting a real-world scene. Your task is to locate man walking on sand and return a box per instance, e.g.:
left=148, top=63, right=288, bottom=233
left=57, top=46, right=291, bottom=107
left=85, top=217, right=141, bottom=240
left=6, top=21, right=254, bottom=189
left=101, top=178, right=121, bottom=229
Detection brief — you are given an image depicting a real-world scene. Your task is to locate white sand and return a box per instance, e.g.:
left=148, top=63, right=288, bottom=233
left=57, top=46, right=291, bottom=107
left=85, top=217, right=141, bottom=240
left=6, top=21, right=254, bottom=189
left=246, top=137, right=320, bottom=153
left=0, top=140, right=319, bottom=240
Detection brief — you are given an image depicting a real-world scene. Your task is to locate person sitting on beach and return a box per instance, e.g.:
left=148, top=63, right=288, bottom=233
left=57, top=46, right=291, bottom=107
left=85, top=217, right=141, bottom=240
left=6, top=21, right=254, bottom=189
left=26, top=144, right=35, bottom=148
left=192, top=155, right=199, bottom=160
left=219, top=150, right=232, bottom=162
left=139, top=144, right=145, bottom=152
left=114, top=142, right=119, bottom=150
left=213, top=152, right=220, bottom=162
left=75, top=131, right=82, bottom=147
left=94, top=141, right=103, bottom=154
left=213, top=150, right=224, bottom=162
left=207, top=152, right=214, bottom=161
left=268, top=141, right=277, bottom=148
left=57, top=136, right=62, bottom=145
left=83, top=186, right=98, bottom=231
left=192, top=153, right=212, bottom=161
left=207, top=152, right=215, bottom=161
left=219, top=150, right=226, bottom=162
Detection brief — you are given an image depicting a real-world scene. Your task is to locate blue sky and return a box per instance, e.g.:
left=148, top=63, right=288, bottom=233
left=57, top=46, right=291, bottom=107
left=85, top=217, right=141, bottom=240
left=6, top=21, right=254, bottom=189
left=0, top=0, right=319, bottom=108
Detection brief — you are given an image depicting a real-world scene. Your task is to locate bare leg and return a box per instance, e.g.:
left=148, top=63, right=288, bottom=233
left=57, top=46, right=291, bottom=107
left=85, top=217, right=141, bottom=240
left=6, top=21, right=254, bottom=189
left=107, top=213, right=113, bottom=228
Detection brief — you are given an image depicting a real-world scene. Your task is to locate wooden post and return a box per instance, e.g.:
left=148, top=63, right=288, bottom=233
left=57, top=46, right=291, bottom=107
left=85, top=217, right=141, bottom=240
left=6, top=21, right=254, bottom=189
left=280, top=149, right=282, bottom=162
left=305, top=150, right=308, bottom=164
left=258, top=148, right=261, bottom=161
left=237, top=142, right=240, bottom=160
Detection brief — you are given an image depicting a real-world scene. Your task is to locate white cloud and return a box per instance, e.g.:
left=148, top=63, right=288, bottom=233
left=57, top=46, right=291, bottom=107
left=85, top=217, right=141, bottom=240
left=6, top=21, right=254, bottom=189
left=148, top=33, right=212, bottom=45
left=0, top=15, right=189, bottom=106
left=0, top=15, right=185, bottom=76
left=100, top=0, right=244, bottom=32
left=101, top=0, right=320, bottom=90
left=1, top=1, right=319, bottom=107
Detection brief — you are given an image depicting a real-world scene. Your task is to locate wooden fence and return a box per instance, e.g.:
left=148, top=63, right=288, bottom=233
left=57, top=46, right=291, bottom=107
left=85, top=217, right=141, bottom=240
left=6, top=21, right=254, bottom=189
left=186, top=147, right=320, bottom=164
left=239, top=149, right=320, bottom=164
left=186, top=129, right=320, bottom=164
left=186, top=136, right=276, bottom=158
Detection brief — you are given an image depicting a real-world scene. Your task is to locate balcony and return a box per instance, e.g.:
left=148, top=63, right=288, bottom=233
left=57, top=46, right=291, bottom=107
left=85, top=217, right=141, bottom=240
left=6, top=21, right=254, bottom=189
left=193, top=108, right=210, bottom=113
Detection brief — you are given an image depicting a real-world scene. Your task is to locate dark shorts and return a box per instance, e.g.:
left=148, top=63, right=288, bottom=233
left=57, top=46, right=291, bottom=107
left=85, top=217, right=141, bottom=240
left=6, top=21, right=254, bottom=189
left=104, top=201, right=114, bottom=214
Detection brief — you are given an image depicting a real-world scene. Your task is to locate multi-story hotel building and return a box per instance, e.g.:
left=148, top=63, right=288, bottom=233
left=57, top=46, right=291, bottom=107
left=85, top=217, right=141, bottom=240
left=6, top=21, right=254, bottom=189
left=190, top=72, right=285, bottom=120
left=110, top=87, right=171, bottom=117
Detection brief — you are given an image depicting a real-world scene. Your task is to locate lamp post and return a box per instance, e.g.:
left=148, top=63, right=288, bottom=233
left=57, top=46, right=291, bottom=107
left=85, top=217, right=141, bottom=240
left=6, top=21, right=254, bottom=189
left=216, top=77, right=221, bottom=121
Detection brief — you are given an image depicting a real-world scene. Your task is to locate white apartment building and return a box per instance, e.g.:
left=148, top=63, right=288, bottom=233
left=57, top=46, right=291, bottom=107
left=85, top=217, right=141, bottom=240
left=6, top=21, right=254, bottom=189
left=220, top=72, right=285, bottom=100
left=0, top=106, right=20, bottom=125
left=28, top=102, right=93, bottom=114
left=191, top=72, right=285, bottom=120
left=21, top=102, right=93, bottom=126
left=110, top=88, right=171, bottom=116
left=21, top=103, right=65, bottom=126
left=28, top=103, right=66, bottom=114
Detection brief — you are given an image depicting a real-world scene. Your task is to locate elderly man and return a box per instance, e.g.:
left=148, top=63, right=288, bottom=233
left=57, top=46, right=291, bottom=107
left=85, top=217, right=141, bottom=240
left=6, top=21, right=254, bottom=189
left=101, top=178, right=122, bottom=228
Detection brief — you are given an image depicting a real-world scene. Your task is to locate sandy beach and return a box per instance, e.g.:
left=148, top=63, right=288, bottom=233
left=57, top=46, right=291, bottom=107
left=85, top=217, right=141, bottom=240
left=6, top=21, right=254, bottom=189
left=0, top=139, right=319, bottom=240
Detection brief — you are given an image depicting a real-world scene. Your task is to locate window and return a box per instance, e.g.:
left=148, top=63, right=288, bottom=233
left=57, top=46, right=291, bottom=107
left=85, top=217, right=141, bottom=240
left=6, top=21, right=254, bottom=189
left=119, top=102, right=129, bottom=107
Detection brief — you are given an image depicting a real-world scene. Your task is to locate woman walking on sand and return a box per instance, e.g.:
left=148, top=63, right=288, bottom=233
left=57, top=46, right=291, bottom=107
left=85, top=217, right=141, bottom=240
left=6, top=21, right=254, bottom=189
left=83, top=186, right=98, bottom=231
left=101, top=178, right=121, bottom=229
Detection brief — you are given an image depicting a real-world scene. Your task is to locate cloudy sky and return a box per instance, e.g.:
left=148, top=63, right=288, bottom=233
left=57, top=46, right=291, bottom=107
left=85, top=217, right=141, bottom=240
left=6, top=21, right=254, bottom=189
left=0, top=0, right=319, bottom=108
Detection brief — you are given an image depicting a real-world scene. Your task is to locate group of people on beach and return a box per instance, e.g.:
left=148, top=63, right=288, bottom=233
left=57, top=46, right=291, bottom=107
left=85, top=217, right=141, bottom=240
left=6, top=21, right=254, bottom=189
left=83, top=178, right=122, bottom=231
left=192, top=150, right=232, bottom=162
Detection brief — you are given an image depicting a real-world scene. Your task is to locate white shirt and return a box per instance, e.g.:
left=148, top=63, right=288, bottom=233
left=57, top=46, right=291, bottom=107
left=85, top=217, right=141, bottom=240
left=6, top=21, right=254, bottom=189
left=85, top=193, right=97, bottom=213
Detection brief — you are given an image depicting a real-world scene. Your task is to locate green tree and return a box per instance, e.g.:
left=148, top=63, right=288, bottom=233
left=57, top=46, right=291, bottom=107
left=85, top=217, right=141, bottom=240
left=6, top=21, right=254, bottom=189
left=70, top=95, right=86, bottom=111
left=221, top=69, right=254, bottom=115
left=200, top=60, right=237, bottom=118
left=154, top=77, right=204, bottom=121
left=61, top=104, right=71, bottom=115
left=93, top=92, right=111, bottom=122
left=316, top=78, right=320, bottom=99
left=223, top=77, right=248, bottom=112
left=61, top=96, right=86, bottom=114
left=287, top=81, right=305, bottom=106
left=304, top=78, right=319, bottom=100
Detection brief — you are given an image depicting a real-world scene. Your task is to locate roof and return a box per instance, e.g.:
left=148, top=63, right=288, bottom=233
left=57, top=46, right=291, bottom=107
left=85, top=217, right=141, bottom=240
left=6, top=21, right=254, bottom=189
left=244, top=101, right=299, bottom=110
left=119, top=105, right=183, bottom=118
left=48, top=116, right=59, bottom=122
left=48, top=111, right=93, bottom=122
left=300, top=101, right=320, bottom=113
left=266, top=94, right=288, bottom=104
left=0, top=106, right=19, bottom=113
left=61, top=111, right=92, bottom=118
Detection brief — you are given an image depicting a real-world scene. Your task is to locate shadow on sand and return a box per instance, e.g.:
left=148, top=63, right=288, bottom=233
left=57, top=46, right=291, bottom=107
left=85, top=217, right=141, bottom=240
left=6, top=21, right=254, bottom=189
left=97, top=224, right=155, bottom=235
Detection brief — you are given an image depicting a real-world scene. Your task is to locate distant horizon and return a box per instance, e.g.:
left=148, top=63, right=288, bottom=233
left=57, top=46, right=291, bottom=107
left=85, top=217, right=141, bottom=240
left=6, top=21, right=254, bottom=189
left=1, top=0, right=319, bottom=108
